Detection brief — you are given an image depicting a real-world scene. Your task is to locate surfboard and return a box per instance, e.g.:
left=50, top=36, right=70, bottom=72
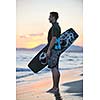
left=28, top=28, right=79, bottom=73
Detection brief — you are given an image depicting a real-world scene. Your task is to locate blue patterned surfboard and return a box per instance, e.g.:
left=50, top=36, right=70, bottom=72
left=28, top=28, right=79, bottom=73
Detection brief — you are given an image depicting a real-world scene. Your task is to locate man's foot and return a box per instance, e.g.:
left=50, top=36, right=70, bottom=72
left=46, top=88, right=59, bottom=94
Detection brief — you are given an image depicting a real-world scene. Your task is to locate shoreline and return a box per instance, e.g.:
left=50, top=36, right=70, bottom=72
left=17, top=67, right=83, bottom=100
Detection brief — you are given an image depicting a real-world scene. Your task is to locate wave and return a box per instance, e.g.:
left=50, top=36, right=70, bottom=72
left=16, top=73, right=33, bottom=79
left=59, top=66, right=82, bottom=71
left=16, top=68, right=31, bottom=72
left=16, top=80, right=24, bottom=83
left=67, top=59, right=74, bottom=61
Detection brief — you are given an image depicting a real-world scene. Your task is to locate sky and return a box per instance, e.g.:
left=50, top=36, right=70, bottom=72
left=16, top=0, right=83, bottom=48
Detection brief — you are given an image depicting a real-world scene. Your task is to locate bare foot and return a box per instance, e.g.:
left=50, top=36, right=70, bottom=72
left=46, top=88, right=59, bottom=94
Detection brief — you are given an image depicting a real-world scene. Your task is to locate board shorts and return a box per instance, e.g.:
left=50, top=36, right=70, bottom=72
left=48, top=49, right=61, bottom=69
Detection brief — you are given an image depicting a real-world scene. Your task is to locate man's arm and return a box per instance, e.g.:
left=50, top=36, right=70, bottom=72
left=47, top=36, right=56, bottom=57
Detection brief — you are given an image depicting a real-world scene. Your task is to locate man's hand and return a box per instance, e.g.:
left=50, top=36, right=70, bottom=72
left=47, top=49, right=51, bottom=58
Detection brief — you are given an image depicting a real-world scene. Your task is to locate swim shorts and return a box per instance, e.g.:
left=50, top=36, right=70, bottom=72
left=48, top=49, right=61, bottom=69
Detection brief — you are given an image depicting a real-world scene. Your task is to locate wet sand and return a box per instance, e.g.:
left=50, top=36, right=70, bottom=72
left=16, top=67, right=83, bottom=100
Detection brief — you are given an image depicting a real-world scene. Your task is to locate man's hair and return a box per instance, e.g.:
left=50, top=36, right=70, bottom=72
left=50, top=12, right=59, bottom=20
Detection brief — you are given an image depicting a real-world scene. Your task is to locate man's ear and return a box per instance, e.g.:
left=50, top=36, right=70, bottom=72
left=52, top=16, right=55, bottom=20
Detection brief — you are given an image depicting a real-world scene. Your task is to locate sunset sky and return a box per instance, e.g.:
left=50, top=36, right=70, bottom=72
left=16, top=0, right=83, bottom=48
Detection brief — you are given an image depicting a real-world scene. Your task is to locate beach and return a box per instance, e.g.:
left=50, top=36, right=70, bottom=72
left=16, top=67, right=83, bottom=100
left=16, top=50, right=83, bottom=100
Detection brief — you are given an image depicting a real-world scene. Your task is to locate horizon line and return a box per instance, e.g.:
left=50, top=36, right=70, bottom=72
left=16, top=44, right=83, bottom=49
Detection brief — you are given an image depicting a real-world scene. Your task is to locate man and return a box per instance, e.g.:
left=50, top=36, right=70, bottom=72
left=47, top=12, right=61, bottom=93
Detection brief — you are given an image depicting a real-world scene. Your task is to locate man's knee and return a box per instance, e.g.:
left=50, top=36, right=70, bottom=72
left=51, top=67, right=60, bottom=73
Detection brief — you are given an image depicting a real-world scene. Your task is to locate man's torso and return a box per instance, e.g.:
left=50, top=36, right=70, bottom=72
left=48, top=22, right=61, bottom=50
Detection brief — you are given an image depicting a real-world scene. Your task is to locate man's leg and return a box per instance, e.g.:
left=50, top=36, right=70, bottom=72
left=47, top=67, right=60, bottom=93
left=51, top=67, right=60, bottom=89
left=47, top=50, right=60, bottom=93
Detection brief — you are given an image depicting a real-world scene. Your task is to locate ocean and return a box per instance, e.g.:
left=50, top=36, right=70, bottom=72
left=16, top=49, right=83, bottom=86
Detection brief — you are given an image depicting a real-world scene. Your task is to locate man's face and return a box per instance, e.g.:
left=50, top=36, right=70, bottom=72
left=48, top=14, right=55, bottom=23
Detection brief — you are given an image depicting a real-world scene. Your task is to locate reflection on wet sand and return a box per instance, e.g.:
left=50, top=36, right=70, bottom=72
left=54, top=92, right=63, bottom=100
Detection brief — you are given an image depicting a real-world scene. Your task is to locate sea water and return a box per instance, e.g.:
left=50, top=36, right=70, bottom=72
left=16, top=50, right=83, bottom=85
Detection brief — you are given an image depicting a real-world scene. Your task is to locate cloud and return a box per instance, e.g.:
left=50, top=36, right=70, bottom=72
left=28, top=33, right=44, bottom=37
left=19, top=34, right=29, bottom=38
left=20, top=35, right=27, bottom=38
left=19, top=33, right=44, bottom=39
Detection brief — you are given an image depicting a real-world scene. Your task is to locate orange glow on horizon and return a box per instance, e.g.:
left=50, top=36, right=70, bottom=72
left=16, top=29, right=83, bottom=49
left=16, top=0, right=83, bottom=48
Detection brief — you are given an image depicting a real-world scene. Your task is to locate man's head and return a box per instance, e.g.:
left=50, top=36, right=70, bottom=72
left=49, top=12, right=59, bottom=23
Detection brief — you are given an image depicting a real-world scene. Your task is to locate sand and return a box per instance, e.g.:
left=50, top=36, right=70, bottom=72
left=16, top=67, right=83, bottom=100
